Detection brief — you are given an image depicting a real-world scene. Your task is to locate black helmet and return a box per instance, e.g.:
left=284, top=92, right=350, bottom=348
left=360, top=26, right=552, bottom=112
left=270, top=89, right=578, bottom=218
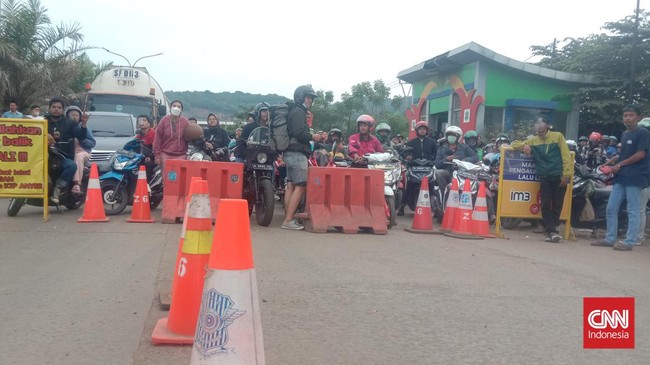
left=254, top=102, right=270, bottom=121
left=293, top=85, right=318, bottom=104
left=328, top=128, right=342, bottom=139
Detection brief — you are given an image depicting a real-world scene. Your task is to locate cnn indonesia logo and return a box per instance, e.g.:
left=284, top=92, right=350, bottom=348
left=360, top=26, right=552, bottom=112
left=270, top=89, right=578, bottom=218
left=583, top=297, right=635, bottom=349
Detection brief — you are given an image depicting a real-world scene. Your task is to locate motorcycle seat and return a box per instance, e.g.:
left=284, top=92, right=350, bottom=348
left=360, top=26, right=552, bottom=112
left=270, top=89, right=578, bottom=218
left=593, top=188, right=611, bottom=201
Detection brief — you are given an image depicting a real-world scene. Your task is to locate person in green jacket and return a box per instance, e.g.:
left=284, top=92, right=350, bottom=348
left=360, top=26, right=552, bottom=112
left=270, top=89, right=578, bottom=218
left=511, top=116, right=572, bottom=243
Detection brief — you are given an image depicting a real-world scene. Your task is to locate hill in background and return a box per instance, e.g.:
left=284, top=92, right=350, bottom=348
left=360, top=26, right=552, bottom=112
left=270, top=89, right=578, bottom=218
left=165, top=90, right=289, bottom=121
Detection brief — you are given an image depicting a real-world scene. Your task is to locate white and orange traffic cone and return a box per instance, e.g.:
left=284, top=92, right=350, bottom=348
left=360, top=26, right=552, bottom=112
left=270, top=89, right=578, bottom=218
left=191, top=199, right=265, bottom=364
left=444, top=178, right=482, bottom=240
left=440, top=177, right=459, bottom=233
left=127, top=165, right=155, bottom=223
left=152, top=180, right=213, bottom=345
left=472, top=183, right=496, bottom=238
left=78, top=163, right=110, bottom=223
left=404, top=178, right=440, bottom=234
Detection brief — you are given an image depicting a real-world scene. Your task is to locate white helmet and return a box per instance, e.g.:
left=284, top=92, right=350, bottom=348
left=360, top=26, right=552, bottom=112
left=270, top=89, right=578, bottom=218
left=445, top=125, right=463, bottom=137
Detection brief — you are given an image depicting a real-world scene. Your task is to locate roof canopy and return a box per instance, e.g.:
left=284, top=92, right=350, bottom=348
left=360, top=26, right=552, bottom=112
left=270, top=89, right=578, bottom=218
left=397, top=42, right=597, bottom=85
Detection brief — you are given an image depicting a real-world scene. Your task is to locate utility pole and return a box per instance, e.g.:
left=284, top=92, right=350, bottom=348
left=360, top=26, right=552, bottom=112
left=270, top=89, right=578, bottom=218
left=628, top=0, right=641, bottom=103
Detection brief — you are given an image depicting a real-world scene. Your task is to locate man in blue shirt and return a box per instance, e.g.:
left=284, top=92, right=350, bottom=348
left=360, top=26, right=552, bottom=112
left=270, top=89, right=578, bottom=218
left=2, top=101, right=23, bottom=118
left=592, top=105, right=650, bottom=251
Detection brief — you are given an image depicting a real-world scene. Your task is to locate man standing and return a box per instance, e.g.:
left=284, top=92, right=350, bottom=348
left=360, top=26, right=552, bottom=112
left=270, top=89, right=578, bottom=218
left=511, top=116, right=572, bottom=243
left=591, top=105, right=649, bottom=251
left=282, top=85, right=318, bottom=230
left=2, top=100, right=23, bottom=118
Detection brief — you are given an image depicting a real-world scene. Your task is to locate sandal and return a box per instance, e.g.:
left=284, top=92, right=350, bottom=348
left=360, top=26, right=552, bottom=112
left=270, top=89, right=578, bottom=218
left=71, top=183, right=82, bottom=194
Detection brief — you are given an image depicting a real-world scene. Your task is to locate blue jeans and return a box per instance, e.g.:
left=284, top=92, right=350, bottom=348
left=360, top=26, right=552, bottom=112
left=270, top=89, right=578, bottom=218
left=605, top=183, right=641, bottom=246
left=57, top=158, right=77, bottom=186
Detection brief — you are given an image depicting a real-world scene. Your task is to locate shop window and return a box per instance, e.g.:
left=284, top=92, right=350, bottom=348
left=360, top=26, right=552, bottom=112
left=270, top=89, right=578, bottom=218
left=483, top=107, right=504, bottom=140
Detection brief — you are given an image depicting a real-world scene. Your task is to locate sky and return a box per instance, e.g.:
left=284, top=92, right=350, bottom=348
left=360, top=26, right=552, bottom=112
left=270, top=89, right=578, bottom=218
left=44, top=0, right=640, bottom=100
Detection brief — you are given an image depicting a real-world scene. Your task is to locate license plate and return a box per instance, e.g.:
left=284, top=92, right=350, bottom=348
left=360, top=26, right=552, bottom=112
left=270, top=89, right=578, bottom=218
left=373, top=163, right=395, bottom=169
left=252, top=164, right=274, bottom=171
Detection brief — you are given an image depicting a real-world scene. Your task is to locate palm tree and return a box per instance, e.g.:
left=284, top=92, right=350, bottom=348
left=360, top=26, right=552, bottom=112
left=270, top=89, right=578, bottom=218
left=0, top=0, right=87, bottom=112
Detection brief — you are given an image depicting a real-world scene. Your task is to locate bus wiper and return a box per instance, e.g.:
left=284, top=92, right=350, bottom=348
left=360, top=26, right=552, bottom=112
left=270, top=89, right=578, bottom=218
left=92, top=130, right=115, bottom=134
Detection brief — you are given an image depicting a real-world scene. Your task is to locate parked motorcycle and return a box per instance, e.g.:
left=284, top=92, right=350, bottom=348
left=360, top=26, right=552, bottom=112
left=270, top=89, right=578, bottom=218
left=243, top=126, right=275, bottom=226
left=403, top=157, right=443, bottom=222
left=445, top=159, right=496, bottom=223
left=366, top=151, right=404, bottom=228
left=99, top=139, right=163, bottom=215
left=7, top=141, right=88, bottom=217
left=187, top=138, right=230, bottom=162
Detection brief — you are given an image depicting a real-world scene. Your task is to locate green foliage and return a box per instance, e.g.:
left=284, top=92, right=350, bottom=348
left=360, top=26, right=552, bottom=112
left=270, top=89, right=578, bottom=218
left=164, top=90, right=289, bottom=120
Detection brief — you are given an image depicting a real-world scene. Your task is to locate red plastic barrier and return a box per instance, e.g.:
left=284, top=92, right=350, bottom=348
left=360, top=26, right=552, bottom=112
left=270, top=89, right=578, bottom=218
left=298, top=167, right=387, bottom=234
left=162, top=160, right=244, bottom=223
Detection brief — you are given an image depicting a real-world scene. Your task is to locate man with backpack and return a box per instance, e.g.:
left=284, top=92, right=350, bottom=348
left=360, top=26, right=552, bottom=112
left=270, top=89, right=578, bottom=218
left=281, top=85, right=318, bottom=230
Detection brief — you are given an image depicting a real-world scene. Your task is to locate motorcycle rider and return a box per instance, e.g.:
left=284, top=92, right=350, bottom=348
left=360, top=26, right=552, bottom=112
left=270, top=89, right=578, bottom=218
left=434, top=125, right=478, bottom=188
left=586, top=132, right=605, bottom=168
left=577, top=135, right=589, bottom=163
left=566, top=140, right=585, bottom=165
left=398, top=121, right=438, bottom=216
left=46, top=97, right=88, bottom=204
left=65, top=105, right=96, bottom=195
left=204, top=113, right=230, bottom=151
left=375, top=123, right=394, bottom=150
left=236, top=102, right=270, bottom=162
left=463, top=130, right=483, bottom=161
left=184, top=123, right=213, bottom=160
left=324, top=128, right=346, bottom=159
left=348, top=114, right=383, bottom=160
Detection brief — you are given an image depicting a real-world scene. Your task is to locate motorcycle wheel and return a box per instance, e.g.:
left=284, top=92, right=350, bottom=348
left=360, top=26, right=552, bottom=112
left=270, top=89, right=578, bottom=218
left=386, top=195, right=396, bottom=229
left=7, top=198, right=25, bottom=217
left=149, top=197, right=162, bottom=210
left=255, top=179, right=275, bottom=226
left=65, top=192, right=85, bottom=210
left=395, top=189, right=403, bottom=211
left=100, top=179, right=128, bottom=215
left=501, top=218, right=522, bottom=230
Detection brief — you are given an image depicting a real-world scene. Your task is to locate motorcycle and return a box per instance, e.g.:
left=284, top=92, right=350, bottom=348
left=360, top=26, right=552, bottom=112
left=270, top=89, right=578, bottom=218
left=445, top=159, right=496, bottom=223
left=98, top=139, right=163, bottom=215
left=403, top=156, right=443, bottom=222
left=7, top=141, right=88, bottom=217
left=187, top=138, right=230, bottom=162
left=366, top=151, right=404, bottom=229
left=243, top=126, right=275, bottom=226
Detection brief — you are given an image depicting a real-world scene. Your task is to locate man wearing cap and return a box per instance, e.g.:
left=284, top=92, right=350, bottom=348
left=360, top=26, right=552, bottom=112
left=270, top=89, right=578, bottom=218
left=511, top=116, right=572, bottom=243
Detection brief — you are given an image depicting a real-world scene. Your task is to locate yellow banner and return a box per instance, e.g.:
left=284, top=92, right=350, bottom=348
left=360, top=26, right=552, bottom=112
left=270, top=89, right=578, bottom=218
left=0, top=118, right=47, bottom=197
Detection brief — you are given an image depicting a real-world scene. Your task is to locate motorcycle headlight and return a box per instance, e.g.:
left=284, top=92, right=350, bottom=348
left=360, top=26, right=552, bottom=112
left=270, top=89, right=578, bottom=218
left=190, top=152, right=204, bottom=161
left=112, top=158, right=128, bottom=170
left=256, top=152, right=268, bottom=164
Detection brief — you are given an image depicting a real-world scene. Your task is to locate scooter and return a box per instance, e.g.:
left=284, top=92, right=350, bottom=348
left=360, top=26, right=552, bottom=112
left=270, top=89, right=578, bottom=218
left=366, top=151, right=404, bottom=229
left=98, top=139, right=163, bottom=215
left=403, top=157, right=443, bottom=221
left=7, top=141, right=88, bottom=217
left=445, top=159, right=495, bottom=223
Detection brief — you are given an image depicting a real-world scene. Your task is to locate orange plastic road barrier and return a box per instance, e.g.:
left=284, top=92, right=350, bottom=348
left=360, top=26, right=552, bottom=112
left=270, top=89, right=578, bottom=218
left=78, top=163, right=110, bottom=223
left=444, top=178, right=483, bottom=240
left=472, top=183, right=496, bottom=238
left=162, top=160, right=243, bottom=223
left=152, top=180, right=213, bottom=345
left=440, top=177, right=459, bottom=233
left=191, top=199, right=265, bottom=364
left=404, top=178, right=440, bottom=234
left=127, top=165, right=155, bottom=223
left=296, top=167, right=387, bottom=234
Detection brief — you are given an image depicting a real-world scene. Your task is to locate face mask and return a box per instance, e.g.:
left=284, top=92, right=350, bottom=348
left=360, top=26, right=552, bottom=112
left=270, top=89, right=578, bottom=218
left=170, top=107, right=182, bottom=116
left=447, top=135, right=457, bottom=144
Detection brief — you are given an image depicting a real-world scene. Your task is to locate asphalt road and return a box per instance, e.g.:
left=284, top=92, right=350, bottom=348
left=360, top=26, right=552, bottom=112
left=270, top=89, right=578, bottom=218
left=0, top=200, right=649, bottom=365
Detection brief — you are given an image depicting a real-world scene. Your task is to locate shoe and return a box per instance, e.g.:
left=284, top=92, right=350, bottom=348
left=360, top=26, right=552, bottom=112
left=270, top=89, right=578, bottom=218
left=550, top=233, right=562, bottom=243
left=613, top=241, right=633, bottom=251
left=590, top=239, right=613, bottom=247
left=544, top=233, right=552, bottom=242
left=51, top=185, right=63, bottom=204
left=281, top=220, right=304, bottom=231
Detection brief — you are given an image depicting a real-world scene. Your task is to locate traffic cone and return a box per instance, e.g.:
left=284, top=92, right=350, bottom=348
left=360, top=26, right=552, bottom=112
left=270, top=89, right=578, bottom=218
left=440, top=177, right=459, bottom=233
left=191, top=199, right=265, bottom=364
left=444, top=178, right=483, bottom=240
left=404, top=178, right=440, bottom=234
left=127, top=165, right=155, bottom=223
left=472, top=183, right=496, bottom=238
left=152, top=180, right=213, bottom=345
left=77, top=163, right=110, bottom=223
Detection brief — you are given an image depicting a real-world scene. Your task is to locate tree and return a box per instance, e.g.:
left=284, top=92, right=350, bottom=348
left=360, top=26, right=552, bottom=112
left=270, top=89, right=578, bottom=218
left=0, top=0, right=87, bottom=111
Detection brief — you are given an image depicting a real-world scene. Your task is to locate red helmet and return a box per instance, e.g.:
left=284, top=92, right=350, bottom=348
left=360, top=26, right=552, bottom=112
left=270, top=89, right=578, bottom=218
left=589, top=132, right=602, bottom=141
left=356, top=114, right=375, bottom=129
left=415, top=120, right=429, bottom=131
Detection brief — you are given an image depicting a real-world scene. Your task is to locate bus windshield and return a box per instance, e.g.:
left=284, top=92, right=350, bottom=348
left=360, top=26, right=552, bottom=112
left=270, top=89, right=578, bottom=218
left=88, top=94, right=153, bottom=118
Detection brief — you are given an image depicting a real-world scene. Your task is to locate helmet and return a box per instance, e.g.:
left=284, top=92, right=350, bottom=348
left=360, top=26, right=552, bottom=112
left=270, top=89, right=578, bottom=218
left=589, top=132, right=602, bottom=141
left=609, top=136, right=618, bottom=144
left=578, top=135, right=588, bottom=142
left=293, top=85, right=318, bottom=104
left=183, top=123, right=204, bottom=142
left=445, top=125, right=462, bottom=137
left=254, top=102, right=270, bottom=121
left=602, top=135, right=610, bottom=141
left=639, top=117, right=650, bottom=130
left=415, top=121, right=429, bottom=131
left=566, top=140, right=577, bottom=151
left=464, top=130, right=478, bottom=139
left=495, top=135, right=510, bottom=148
left=328, top=128, right=342, bottom=138
left=356, top=114, right=375, bottom=129
left=376, top=122, right=391, bottom=133
left=64, top=105, right=82, bottom=118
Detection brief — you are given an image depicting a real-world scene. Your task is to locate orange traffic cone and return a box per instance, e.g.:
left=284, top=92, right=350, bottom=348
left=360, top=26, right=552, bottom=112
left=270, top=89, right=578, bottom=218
left=472, top=183, right=496, bottom=238
left=127, top=165, right=155, bottom=223
left=444, top=178, right=483, bottom=240
left=152, top=180, right=213, bottom=345
left=440, top=177, right=459, bottom=233
left=404, top=178, right=440, bottom=234
left=191, top=199, right=265, bottom=364
left=78, top=163, right=109, bottom=223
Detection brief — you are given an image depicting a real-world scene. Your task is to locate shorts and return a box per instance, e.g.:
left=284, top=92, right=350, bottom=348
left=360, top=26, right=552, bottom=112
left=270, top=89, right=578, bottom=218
left=283, top=151, right=308, bottom=186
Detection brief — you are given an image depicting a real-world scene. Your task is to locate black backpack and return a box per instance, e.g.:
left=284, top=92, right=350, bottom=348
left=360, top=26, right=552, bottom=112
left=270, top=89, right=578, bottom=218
left=269, top=104, right=291, bottom=153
